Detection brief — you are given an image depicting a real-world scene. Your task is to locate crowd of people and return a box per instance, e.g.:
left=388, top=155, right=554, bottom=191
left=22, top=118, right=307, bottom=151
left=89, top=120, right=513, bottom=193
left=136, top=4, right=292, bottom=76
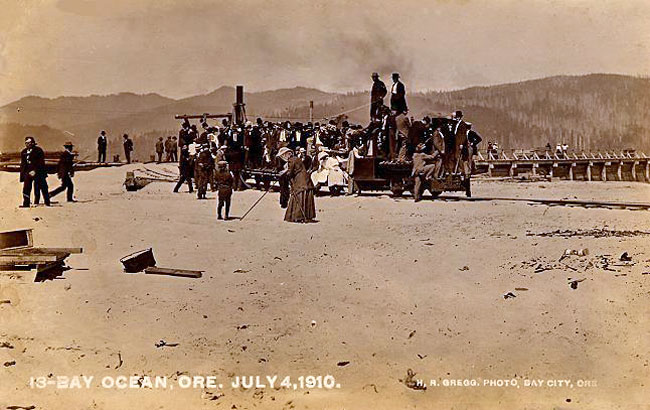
left=18, top=72, right=482, bottom=223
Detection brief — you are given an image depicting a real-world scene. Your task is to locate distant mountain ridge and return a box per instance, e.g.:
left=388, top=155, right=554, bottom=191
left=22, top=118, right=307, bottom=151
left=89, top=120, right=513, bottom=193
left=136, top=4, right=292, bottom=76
left=1, top=75, right=649, bottom=156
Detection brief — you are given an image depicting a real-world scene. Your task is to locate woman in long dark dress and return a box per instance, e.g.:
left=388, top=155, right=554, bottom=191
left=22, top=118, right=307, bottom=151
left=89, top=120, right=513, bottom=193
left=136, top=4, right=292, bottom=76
left=277, top=147, right=316, bottom=223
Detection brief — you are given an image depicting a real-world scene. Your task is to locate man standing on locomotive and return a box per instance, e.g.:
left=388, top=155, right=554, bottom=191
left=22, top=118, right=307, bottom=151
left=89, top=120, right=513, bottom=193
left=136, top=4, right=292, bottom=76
left=370, top=72, right=387, bottom=122
left=388, top=73, right=409, bottom=160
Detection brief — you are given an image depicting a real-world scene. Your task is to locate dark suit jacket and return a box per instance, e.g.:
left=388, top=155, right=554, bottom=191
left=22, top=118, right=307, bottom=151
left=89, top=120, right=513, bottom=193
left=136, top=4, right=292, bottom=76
left=20, top=146, right=46, bottom=182
left=390, top=81, right=407, bottom=113
left=371, top=80, right=387, bottom=102
left=57, top=150, right=75, bottom=179
left=97, top=136, right=107, bottom=150
left=123, top=138, right=133, bottom=152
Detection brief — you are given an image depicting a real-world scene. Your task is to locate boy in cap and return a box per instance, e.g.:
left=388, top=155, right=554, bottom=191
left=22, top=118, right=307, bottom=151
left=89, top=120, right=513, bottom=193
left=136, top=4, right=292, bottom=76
left=49, top=141, right=77, bottom=202
left=214, top=161, right=234, bottom=220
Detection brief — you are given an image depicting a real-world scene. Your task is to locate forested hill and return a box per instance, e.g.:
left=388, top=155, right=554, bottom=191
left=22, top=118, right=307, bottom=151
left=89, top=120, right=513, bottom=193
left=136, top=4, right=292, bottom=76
left=285, top=74, right=650, bottom=151
left=1, top=74, right=649, bottom=155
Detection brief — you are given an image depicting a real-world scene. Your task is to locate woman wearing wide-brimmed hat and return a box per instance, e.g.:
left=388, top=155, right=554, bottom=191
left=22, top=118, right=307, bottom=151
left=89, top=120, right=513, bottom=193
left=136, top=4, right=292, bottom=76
left=277, top=147, right=316, bottom=223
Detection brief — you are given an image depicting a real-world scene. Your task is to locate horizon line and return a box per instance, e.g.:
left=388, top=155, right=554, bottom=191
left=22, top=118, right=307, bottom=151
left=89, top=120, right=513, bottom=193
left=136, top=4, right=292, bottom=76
left=3, top=72, right=647, bottom=107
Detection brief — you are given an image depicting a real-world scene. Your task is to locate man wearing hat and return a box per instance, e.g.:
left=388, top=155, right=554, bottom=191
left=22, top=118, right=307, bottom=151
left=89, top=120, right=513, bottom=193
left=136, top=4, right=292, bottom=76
left=194, top=144, right=214, bottom=199
left=123, top=134, right=134, bottom=164
left=49, top=141, right=77, bottom=202
left=19, top=136, right=50, bottom=207
left=171, top=137, right=178, bottom=161
left=214, top=161, right=234, bottom=220
left=155, top=137, right=165, bottom=163
left=370, top=72, right=387, bottom=122
left=164, top=136, right=174, bottom=162
left=173, top=144, right=194, bottom=193
left=390, top=72, right=408, bottom=115
left=97, top=130, right=107, bottom=163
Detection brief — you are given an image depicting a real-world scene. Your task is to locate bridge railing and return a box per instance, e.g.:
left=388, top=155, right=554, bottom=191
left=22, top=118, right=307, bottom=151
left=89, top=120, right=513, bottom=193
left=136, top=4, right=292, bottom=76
left=476, top=149, right=647, bottom=162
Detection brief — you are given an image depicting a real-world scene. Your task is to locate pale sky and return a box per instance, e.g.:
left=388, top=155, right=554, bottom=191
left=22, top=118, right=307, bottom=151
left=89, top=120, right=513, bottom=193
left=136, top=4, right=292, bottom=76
left=1, top=0, right=649, bottom=105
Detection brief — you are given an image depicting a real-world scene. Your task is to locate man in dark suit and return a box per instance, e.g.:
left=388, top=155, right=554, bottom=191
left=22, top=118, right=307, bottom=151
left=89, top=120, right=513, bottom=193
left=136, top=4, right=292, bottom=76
left=370, top=72, right=387, bottom=122
left=19, top=136, right=50, bottom=207
left=155, top=137, right=165, bottom=163
left=123, top=134, right=134, bottom=163
left=173, top=145, right=194, bottom=193
left=171, top=137, right=178, bottom=161
left=97, top=130, right=107, bottom=162
left=390, top=72, right=408, bottom=115
left=49, top=141, right=77, bottom=202
left=164, top=136, right=173, bottom=162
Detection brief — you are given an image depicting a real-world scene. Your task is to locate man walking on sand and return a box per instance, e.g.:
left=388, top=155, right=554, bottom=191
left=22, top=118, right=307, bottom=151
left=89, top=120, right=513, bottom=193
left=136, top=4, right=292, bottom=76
left=49, top=141, right=77, bottom=203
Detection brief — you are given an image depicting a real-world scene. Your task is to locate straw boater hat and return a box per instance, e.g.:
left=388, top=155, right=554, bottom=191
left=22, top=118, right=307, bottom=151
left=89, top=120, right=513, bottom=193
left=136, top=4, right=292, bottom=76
left=276, top=147, right=292, bottom=159
left=317, top=151, right=329, bottom=161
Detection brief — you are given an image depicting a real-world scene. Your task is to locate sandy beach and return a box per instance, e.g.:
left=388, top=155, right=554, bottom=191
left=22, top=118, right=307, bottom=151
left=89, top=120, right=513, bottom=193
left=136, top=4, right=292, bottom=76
left=1, top=165, right=649, bottom=409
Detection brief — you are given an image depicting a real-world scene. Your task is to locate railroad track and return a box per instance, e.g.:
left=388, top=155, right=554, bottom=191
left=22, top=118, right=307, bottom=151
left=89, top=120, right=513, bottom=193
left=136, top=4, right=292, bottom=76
left=437, top=195, right=650, bottom=211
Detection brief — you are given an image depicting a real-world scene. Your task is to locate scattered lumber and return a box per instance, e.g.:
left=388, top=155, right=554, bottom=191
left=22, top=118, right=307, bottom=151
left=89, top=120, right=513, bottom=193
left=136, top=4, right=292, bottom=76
left=144, top=267, right=203, bottom=278
left=0, top=228, right=82, bottom=281
left=121, top=248, right=202, bottom=278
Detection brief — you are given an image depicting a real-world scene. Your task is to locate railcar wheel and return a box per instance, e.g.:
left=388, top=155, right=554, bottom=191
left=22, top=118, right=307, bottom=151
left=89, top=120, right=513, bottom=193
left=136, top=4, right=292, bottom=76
left=329, top=186, right=343, bottom=196
left=390, top=181, right=404, bottom=197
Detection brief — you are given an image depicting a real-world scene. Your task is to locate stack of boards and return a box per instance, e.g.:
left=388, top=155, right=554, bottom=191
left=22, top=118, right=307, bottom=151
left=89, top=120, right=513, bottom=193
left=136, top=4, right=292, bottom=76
left=0, top=228, right=82, bottom=282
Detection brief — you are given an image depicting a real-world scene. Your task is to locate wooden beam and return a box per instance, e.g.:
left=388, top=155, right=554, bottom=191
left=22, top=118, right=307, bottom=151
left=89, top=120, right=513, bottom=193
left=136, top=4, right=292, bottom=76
left=1, top=247, right=82, bottom=255
left=41, top=247, right=83, bottom=254
left=0, top=254, right=62, bottom=263
left=144, top=267, right=203, bottom=278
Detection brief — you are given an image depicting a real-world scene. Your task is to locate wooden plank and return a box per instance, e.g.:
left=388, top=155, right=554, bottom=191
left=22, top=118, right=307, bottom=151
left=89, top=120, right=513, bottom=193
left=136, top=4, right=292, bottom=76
left=0, top=254, right=63, bottom=263
left=144, top=267, right=203, bottom=278
left=36, top=247, right=83, bottom=254
left=0, top=248, right=79, bottom=255
left=0, top=229, right=33, bottom=251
